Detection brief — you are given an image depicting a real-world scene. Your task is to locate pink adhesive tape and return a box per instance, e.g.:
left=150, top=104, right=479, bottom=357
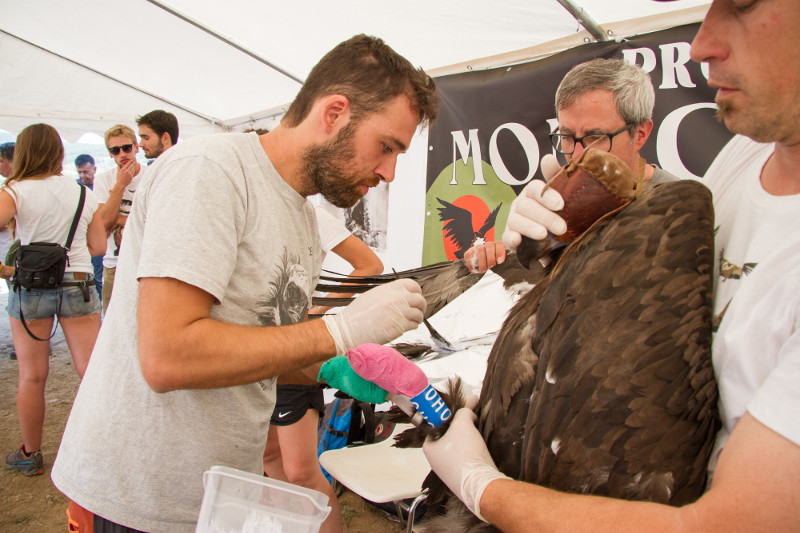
left=347, top=343, right=428, bottom=396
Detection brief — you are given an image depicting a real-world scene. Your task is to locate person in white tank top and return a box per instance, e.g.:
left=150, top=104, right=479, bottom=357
left=0, top=124, right=106, bottom=477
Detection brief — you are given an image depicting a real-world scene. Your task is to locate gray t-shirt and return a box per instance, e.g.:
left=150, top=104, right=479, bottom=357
left=649, top=165, right=680, bottom=186
left=52, top=133, right=321, bottom=532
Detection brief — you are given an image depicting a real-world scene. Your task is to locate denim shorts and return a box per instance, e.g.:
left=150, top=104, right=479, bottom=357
left=6, top=272, right=102, bottom=320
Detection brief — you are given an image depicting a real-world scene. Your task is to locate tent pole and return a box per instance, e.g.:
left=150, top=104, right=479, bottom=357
left=555, top=0, right=610, bottom=42
left=145, top=0, right=304, bottom=85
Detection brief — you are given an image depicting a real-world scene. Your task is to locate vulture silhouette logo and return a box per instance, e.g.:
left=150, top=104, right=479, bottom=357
left=436, top=196, right=502, bottom=260
left=421, top=157, right=516, bottom=264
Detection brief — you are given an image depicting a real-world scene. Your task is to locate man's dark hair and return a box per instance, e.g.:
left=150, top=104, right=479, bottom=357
left=136, top=110, right=179, bottom=145
left=74, top=154, right=95, bottom=168
left=282, top=34, right=439, bottom=129
left=0, top=142, right=15, bottom=161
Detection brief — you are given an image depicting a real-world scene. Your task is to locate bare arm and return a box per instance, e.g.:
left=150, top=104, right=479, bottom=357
left=330, top=235, right=384, bottom=277
left=310, top=235, right=383, bottom=314
left=0, top=190, right=16, bottom=278
left=477, top=413, right=800, bottom=532
left=86, top=211, right=107, bottom=258
left=97, top=163, right=136, bottom=232
left=0, top=189, right=16, bottom=229
left=276, top=362, right=325, bottom=386
left=137, top=277, right=337, bottom=393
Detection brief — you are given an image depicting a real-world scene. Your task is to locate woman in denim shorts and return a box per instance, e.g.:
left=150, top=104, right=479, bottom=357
left=0, top=124, right=106, bottom=477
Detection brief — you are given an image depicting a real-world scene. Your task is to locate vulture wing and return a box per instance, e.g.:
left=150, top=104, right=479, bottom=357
left=437, top=198, right=478, bottom=258
left=475, top=203, right=503, bottom=241
left=312, top=253, right=538, bottom=321
left=496, top=180, right=717, bottom=505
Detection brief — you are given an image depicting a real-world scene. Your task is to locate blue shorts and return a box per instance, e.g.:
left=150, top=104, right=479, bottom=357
left=6, top=272, right=102, bottom=320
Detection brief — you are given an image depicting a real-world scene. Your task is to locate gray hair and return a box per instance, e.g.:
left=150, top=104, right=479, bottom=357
left=555, top=58, right=655, bottom=126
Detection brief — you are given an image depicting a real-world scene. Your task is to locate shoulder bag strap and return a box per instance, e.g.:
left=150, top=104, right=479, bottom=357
left=64, top=185, right=86, bottom=250
left=17, top=301, right=58, bottom=341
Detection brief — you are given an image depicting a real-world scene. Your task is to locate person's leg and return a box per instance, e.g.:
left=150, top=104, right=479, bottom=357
left=276, top=411, right=344, bottom=533
left=92, top=256, right=104, bottom=299
left=262, top=423, right=288, bottom=481
left=58, top=282, right=102, bottom=377
left=9, top=316, right=52, bottom=454
left=59, top=313, right=101, bottom=378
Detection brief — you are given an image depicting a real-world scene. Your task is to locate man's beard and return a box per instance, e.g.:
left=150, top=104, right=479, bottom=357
left=148, top=140, right=165, bottom=158
left=302, top=122, right=376, bottom=208
left=716, top=98, right=781, bottom=144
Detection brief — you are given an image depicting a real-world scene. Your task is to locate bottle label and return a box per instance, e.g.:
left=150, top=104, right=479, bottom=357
left=410, top=384, right=452, bottom=427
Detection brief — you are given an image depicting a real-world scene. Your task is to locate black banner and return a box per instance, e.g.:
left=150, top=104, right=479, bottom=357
left=422, top=23, right=732, bottom=264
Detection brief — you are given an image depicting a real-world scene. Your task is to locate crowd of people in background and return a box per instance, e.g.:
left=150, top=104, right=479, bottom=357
left=1, top=111, right=181, bottom=479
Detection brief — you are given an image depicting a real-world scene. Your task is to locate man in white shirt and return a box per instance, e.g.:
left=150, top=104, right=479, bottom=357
left=93, top=124, right=145, bottom=312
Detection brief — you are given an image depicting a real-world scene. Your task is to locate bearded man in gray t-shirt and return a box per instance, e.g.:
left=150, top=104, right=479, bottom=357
left=52, top=34, right=439, bottom=533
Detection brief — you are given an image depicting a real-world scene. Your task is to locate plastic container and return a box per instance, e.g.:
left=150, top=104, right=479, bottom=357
left=196, top=466, right=331, bottom=533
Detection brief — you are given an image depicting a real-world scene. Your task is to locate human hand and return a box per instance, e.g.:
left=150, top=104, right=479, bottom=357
left=317, top=356, right=388, bottom=404
left=321, top=278, right=425, bottom=355
left=501, top=154, right=567, bottom=251
left=0, top=263, right=14, bottom=280
left=115, top=161, right=136, bottom=188
left=423, top=396, right=509, bottom=521
left=463, top=242, right=507, bottom=274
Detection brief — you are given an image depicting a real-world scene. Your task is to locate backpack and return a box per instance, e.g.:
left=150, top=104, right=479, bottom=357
left=317, top=394, right=394, bottom=483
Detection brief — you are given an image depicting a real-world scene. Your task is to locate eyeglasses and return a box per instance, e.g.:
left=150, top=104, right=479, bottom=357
left=108, top=144, right=134, bottom=156
left=549, top=124, right=634, bottom=155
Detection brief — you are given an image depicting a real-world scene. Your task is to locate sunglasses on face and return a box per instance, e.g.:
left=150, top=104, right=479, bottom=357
left=108, top=144, right=134, bottom=156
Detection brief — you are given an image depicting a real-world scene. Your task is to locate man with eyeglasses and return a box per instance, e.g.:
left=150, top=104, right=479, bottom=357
left=465, top=57, right=676, bottom=272
left=94, top=124, right=144, bottom=312
left=550, top=58, right=676, bottom=186
left=425, top=1, right=800, bottom=531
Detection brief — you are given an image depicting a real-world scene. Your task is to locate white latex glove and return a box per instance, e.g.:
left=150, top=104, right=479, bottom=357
left=502, top=153, right=567, bottom=251
left=423, top=396, right=510, bottom=522
left=321, top=278, right=426, bottom=356
left=540, top=152, right=562, bottom=181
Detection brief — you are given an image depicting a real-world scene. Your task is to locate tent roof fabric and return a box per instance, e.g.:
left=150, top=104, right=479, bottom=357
left=1, top=0, right=709, bottom=141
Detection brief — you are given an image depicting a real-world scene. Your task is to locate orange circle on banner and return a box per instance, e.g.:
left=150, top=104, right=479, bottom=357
left=441, top=195, right=495, bottom=261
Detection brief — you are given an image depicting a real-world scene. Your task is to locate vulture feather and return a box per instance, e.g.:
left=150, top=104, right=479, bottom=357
left=311, top=250, right=535, bottom=321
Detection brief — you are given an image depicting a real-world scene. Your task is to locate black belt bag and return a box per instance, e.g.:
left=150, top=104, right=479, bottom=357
left=13, top=186, right=86, bottom=341
left=14, top=242, right=69, bottom=291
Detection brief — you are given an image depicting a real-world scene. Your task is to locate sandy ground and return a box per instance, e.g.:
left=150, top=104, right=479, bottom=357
left=0, top=283, right=406, bottom=532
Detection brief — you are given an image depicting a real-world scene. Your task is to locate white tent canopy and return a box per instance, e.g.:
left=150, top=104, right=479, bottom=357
left=1, top=0, right=710, bottom=141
